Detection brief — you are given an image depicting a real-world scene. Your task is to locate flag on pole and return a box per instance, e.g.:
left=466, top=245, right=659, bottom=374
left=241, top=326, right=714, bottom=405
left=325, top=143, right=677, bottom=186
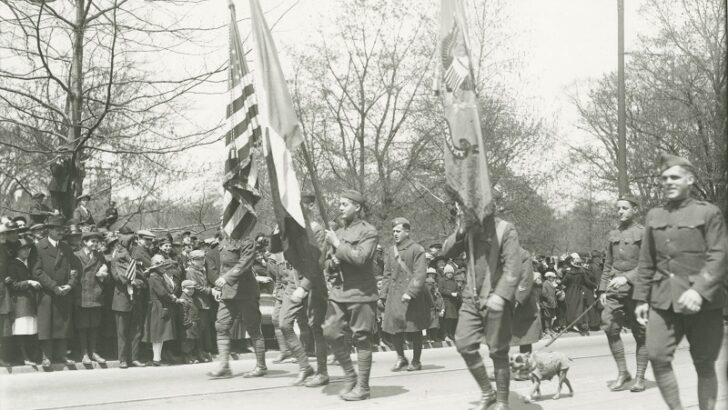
left=436, top=0, right=494, bottom=224
left=248, top=0, right=322, bottom=278
left=221, top=0, right=262, bottom=240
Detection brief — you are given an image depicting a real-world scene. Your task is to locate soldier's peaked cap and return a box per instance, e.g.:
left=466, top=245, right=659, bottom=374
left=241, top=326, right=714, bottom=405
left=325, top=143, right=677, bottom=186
left=391, top=217, right=410, bottom=228
left=660, top=152, right=695, bottom=173
left=136, top=230, right=155, bottom=239
left=341, top=190, right=365, bottom=204
left=617, top=193, right=639, bottom=206
left=301, top=191, right=316, bottom=203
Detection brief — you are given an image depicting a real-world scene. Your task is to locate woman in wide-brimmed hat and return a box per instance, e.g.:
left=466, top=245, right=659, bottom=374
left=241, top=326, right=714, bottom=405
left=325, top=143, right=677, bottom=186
left=7, top=237, right=42, bottom=365
left=142, top=254, right=183, bottom=366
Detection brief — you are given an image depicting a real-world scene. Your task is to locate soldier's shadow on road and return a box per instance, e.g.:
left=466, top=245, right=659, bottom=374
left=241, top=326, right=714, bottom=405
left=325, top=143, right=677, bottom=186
left=604, top=379, right=658, bottom=392
left=321, top=381, right=408, bottom=399
left=231, top=369, right=289, bottom=378
left=419, top=364, right=445, bottom=371
left=469, top=393, right=543, bottom=409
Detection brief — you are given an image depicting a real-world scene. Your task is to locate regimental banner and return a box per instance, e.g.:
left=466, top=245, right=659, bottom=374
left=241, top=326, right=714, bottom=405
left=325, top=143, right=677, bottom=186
left=436, top=0, right=494, bottom=224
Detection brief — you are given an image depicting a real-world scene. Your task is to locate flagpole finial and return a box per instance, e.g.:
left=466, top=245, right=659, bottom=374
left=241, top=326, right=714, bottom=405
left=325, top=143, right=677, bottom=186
left=228, top=0, right=235, bottom=9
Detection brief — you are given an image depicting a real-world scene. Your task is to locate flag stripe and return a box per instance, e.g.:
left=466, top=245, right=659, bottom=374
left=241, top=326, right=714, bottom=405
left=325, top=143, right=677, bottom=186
left=221, top=1, right=260, bottom=240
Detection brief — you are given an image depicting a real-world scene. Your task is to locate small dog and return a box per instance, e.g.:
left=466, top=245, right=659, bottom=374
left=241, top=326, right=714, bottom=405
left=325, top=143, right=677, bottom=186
left=510, top=351, right=573, bottom=403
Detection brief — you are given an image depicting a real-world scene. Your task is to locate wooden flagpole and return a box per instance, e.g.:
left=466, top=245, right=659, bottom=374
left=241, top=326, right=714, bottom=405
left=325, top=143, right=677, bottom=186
left=299, top=139, right=330, bottom=228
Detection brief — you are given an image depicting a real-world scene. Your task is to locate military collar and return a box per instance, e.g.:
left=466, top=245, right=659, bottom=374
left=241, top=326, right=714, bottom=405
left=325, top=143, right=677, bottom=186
left=396, top=237, right=413, bottom=251
left=665, top=196, right=693, bottom=210
left=344, top=217, right=363, bottom=228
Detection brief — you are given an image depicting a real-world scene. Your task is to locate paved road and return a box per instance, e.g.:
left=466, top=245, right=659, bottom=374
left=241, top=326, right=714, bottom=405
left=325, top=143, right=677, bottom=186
left=2, top=331, right=726, bottom=410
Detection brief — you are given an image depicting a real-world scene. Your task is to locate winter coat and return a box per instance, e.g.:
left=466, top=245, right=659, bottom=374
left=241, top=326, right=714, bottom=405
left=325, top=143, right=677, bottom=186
left=381, top=238, right=431, bottom=333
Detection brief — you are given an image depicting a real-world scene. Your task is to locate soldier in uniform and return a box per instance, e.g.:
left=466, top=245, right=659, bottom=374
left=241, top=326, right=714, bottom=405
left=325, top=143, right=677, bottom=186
left=322, top=190, right=379, bottom=401
left=380, top=217, right=430, bottom=372
left=207, top=235, right=271, bottom=378
left=634, top=154, right=727, bottom=410
left=442, top=207, right=522, bottom=410
left=598, top=194, right=648, bottom=392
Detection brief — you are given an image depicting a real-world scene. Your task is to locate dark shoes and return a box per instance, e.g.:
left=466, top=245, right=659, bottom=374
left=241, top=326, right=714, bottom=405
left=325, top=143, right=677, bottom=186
left=630, top=377, right=646, bottom=393
left=292, top=366, right=315, bottom=386
left=207, top=367, right=233, bottom=379
left=341, top=384, right=370, bottom=401
left=610, top=372, right=633, bottom=391
left=391, top=357, right=409, bottom=372
left=304, top=373, right=329, bottom=387
left=406, top=361, right=422, bottom=372
left=243, top=366, right=267, bottom=378
left=152, top=361, right=161, bottom=367
left=338, top=375, right=358, bottom=397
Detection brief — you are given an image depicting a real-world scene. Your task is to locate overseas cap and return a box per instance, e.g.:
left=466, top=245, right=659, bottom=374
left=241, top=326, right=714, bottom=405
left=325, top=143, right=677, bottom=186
left=181, top=279, right=196, bottom=288
left=427, top=267, right=436, bottom=274
left=444, top=264, right=455, bottom=274
left=341, top=190, right=364, bottom=204
left=660, top=153, right=695, bottom=173
left=545, top=271, right=557, bottom=278
left=617, top=193, right=639, bottom=206
left=391, top=217, right=410, bottom=228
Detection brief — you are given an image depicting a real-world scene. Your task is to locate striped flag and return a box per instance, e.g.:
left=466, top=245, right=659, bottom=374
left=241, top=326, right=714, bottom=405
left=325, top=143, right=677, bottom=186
left=248, top=0, right=322, bottom=282
left=221, top=0, right=262, bottom=240
left=124, top=258, right=138, bottom=282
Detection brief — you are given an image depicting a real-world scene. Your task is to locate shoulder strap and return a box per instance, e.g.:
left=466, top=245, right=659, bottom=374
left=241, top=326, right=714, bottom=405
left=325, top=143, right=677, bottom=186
left=393, top=245, right=413, bottom=277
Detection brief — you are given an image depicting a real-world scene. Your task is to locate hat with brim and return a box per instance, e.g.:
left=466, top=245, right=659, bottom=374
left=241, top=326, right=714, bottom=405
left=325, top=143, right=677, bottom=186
left=181, top=279, right=196, bottom=289
left=32, top=193, right=45, bottom=200
left=428, top=243, right=443, bottom=250
left=428, top=255, right=447, bottom=268
left=82, top=231, right=103, bottom=241
left=545, top=271, right=557, bottom=278
left=144, top=256, right=175, bottom=273
left=29, top=223, right=46, bottom=231
left=189, top=249, right=205, bottom=259
left=77, top=194, right=91, bottom=201
left=118, top=226, right=134, bottom=235
left=136, top=229, right=155, bottom=239
left=105, top=233, right=120, bottom=246
left=0, top=222, right=21, bottom=234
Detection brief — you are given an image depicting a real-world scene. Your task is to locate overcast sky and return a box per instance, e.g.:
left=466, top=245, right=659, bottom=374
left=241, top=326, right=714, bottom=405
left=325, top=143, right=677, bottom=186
left=173, top=0, right=650, bottom=210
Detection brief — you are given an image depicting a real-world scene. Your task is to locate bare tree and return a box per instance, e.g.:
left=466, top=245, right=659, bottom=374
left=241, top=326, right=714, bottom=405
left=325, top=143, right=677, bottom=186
left=0, top=0, right=226, bottom=216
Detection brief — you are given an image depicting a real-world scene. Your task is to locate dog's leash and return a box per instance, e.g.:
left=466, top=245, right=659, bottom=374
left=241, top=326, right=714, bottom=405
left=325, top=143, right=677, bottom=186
left=541, top=299, right=599, bottom=349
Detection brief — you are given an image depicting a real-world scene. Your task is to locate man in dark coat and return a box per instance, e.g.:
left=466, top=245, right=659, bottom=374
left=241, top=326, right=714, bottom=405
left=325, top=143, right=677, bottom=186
left=599, top=194, right=648, bottom=392
left=98, top=201, right=118, bottom=229
left=48, top=154, right=74, bottom=217
left=634, top=154, right=727, bottom=410
left=381, top=217, right=430, bottom=372
left=33, top=215, right=78, bottom=368
left=442, top=210, right=522, bottom=410
left=208, top=236, right=267, bottom=378
left=322, top=190, right=379, bottom=401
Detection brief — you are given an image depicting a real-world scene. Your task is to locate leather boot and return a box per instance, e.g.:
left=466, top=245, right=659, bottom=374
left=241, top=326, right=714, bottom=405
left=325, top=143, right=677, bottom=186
left=610, top=371, right=633, bottom=391
left=462, top=352, right=495, bottom=410
left=341, top=341, right=372, bottom=401
left=494, top=368, right=511, bottom=408
left=304, top=373, right=330, bottom=387
left=292, top=366, right=315, bottom=386
left=630, top=377, right=646, bottom=393
left=331, top=340, right=357, bottom=396
left=391, top=356, right=408, bottom=372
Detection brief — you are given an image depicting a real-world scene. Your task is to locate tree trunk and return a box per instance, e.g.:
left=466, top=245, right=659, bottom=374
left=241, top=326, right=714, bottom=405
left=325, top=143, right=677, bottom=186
left=64, top=0, right=86, bottom=217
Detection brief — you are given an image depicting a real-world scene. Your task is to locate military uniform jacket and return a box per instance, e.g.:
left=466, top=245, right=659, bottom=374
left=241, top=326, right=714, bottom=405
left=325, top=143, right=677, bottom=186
left=219, top=239, right=259, bottom=301
left=634, top=198, right=728, bottom=312
left=329, top=218, right=379, bottom=303
left=599, top=223, right=644, bottom=293
left=381, top=238, right=430, bottom=333
left=442, top=217, right=521, bottom=307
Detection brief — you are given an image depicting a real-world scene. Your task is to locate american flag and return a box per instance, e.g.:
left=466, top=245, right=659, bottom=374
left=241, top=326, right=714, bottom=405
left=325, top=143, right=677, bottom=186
left=124, top=258, right=138, bottom=282
left=221, top=0, right=261, bottom=240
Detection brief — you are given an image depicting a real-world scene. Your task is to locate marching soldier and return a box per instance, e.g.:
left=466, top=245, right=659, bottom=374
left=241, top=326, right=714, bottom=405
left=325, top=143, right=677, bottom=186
left=634, top=153, right=727, bottom=410
left=322, top=190, right=379, bottom=401
left=442, top=206, right=522, bottom=410
left=208, top=235, right=271, bottom=378
left=598, top=194, right=648, bottom=392
left=380, top=217, right=430, bottom=372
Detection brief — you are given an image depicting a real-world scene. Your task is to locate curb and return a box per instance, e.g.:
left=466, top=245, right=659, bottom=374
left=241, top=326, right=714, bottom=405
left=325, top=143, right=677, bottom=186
left=0, top=340, right=457, bottom=375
